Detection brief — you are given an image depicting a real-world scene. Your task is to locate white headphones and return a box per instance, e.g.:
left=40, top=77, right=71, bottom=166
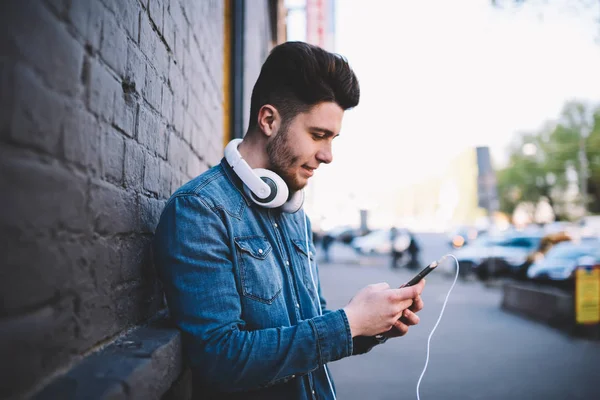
left=224, top=139, right=304, bottom=214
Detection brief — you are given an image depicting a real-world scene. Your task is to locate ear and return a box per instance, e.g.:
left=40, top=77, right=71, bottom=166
left=257, top=105, right=280, bottom=137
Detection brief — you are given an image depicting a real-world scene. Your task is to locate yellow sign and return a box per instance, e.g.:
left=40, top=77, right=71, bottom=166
left=575, top=266, right=600, bottom=325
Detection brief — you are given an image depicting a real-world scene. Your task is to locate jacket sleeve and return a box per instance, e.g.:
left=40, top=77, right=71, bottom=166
left=153, top=195, right=353, bottom=392
left=308, top=221, right=382, bottom=356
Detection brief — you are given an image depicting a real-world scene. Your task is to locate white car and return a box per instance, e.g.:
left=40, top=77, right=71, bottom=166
left=351, top=229, right=410, bottom=255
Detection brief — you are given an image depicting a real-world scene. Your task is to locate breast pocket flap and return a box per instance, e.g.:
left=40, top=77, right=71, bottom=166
left=234, top=236, right=273, bottom=260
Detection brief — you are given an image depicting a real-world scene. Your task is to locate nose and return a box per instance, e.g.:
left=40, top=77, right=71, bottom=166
left=316, top=143, right=333, bottom=164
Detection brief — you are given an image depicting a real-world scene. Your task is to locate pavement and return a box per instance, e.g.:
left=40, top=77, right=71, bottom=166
left=317, top=235, right=600, bottom=400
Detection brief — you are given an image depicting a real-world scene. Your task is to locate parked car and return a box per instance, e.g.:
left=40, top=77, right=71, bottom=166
left=514, top=231, right=573, bottom=280
left=471, top=232, right=543, bottom=280
left=323, top=225, right=360, bottom=245
left=451, top=234, right=505, bottom=278
left=351, top=228, right=410, bottom=255
left=527, top=241, right=600, bottom=286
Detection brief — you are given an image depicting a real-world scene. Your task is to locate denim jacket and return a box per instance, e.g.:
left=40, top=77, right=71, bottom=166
left=154, top=159, right=382, bottom=399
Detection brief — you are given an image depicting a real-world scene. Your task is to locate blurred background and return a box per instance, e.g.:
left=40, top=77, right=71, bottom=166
left=1, top=0, right=599, bottom=399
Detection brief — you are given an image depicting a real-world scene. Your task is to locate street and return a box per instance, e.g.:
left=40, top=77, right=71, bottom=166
left=318, top=233, right=600, bottom=400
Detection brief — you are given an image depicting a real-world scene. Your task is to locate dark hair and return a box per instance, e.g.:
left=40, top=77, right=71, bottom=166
left=247, top=41, right=360, bottom=132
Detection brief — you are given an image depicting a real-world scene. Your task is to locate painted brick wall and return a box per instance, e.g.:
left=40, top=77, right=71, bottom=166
left=0, top=0, right=225, bottom=397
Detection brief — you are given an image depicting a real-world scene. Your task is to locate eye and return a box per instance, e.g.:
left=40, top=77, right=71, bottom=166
left=312, top=132, right=325, bottom=140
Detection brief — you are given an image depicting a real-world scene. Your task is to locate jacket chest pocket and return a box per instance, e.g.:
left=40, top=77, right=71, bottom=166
left=291, top=239, right=318, bottom=293
left=234, top=236, right=283, bottom=304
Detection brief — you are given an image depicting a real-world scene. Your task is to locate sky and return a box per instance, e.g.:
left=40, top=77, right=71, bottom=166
left=285, top=0, right=600, bottom=228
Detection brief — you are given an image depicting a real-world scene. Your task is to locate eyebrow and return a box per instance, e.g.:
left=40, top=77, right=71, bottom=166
left=310, top=127, right=339, bottom=138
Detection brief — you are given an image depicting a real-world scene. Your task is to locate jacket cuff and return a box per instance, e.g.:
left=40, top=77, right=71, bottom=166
left=352, top=335, right=385, bottom=355
left=310, top=309, right=353, bottom=365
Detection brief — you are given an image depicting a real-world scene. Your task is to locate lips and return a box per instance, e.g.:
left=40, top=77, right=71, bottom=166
left=302, top=166, right=316, bottom=177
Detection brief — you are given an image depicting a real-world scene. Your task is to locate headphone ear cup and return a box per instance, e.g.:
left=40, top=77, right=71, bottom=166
left=281, top=190, right=304, bottom=214
left=244, top=168, right=289, bottom=208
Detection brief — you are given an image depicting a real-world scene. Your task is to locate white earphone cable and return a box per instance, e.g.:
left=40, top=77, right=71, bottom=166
left=303, top=210, right=337, bottom=400
left=416, top=254, right=460, bottom=400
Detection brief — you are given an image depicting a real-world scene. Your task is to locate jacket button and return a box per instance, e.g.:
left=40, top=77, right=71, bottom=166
left=274, top=223, right=278, bottom=228
left=258, top=249, right=263, bottom=254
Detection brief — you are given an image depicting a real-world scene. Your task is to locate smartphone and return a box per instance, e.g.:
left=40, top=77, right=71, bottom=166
left=395, top=260, right=439, bottom=325
left=400, top=260, right=439, bottom=288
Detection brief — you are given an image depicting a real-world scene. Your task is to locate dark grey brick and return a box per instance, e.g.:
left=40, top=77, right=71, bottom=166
left=161, top=84, right=173, bottom=122
left=159, top=160, right=173, bottom=198
left=143, top=153, right=160, bottom=194
left=0, top=229, right=66, bottom=313
left=113, top=92, right=137, bottom=138
left=143, top=65, right=162, bottom=112
left=120, top=235, right=154, bottom=283
left=172, top=97, right=184, bottom=135
left=126, top=41, right=147, bottom=95
left=168, top=61, right=187, bottom=106
left=3, top=2, right=84, bottom=96
left=190, top=118, right=206, bottom=156
left=100, top=13, right=128, bottom=77
left=62, top=105, right=101, bottom=175
left=148, top=0, right=164, bottom=34
left=106, top=0, right=140, bottom=40
left=9, top=65, right=64, bottom=155
left=163, top=8, right=175, bottom=51
left=0, top=146, right=88, bottom=233
left=0, top=295, right=80, bottom=398
left=139, top=11, right=157, bottom=61
left=101, top=127, right=125, bottom=184
left=88, top=58, right=120, bottom=122
left=124, top=140, right=145, bottom=190
left=69, top=0, right=104, bottom=50
left=167, top=131, right=184, bottom=172
left=0, top=61, right=13, bottom=140
left=155, top=39, right=170, bottom=79
left=182, top=110, right=196, bottom=144
left=156, top=119, right=168, bottom=159
left=6, top=65, right=65, bottom=154
left=138, top=195, right=165, bottom=233
left=43, top=0, right=69, bottom=16
left=138, top=106, right=166, bottom=158
left=186, top=154, right=202, bottom=178
left=89, top=180, right=137, bottom=235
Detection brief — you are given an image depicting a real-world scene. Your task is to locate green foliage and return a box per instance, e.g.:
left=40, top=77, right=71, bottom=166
left=497, top=101, right=600, bottom=219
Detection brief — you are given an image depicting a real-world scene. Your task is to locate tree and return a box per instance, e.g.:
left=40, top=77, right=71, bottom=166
left=497, top=101, right=600, bottom=220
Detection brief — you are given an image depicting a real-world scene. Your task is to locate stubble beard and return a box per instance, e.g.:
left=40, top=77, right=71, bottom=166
left=266, top=127, right=304, bottom=192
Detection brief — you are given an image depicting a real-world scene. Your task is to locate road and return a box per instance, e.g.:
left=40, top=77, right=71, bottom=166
left=318, top=233, right=600, bottom=400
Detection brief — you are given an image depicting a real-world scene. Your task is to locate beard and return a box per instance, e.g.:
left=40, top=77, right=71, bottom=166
left=266, top=126, right=304, bottom=192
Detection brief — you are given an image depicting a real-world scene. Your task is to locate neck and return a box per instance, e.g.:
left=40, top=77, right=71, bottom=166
left=238, top=132, right=269, bottom=169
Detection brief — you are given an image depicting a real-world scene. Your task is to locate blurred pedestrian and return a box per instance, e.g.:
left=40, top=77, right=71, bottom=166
left=406, top=231, right=421, bottom=270
left=321, top=232, right=334, bottom=263
left=390, top=227, right=403, bottom=268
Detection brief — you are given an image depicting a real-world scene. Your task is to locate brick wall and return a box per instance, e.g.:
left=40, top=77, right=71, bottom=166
left=0, top=0, right=227, bottom=397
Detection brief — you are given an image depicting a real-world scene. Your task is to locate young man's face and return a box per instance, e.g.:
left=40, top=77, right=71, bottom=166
left=267, top=101, right=344, bottom=192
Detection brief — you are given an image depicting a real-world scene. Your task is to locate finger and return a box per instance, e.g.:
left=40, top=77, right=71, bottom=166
left=371, top=282, right=391, bottom=291
left=390, top=320, right=410, bottom=337
left=409, top=295, right=424, bottom=312
left=391, top=285, right=421, bottom=301
left=400, top=309, right=420, bottom=326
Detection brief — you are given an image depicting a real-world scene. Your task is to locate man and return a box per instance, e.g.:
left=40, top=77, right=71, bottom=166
left=154, top=42, right=426, bottom=400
